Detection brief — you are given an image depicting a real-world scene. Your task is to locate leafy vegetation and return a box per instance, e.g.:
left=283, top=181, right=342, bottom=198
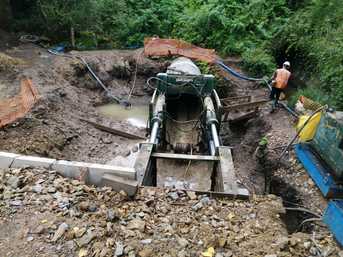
left=241, top=48, right=275, bottom=76
left=7, top=0, right=343, bottom=109
left=274, top=0, right=343, bottom=109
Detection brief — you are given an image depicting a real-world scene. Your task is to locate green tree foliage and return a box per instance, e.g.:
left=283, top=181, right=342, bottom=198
left=9, top=0, right=343, bottom=109
left=242, top=48, right=275, bottom=76
left=277, top=0, right=343, bottom=109
left=175, top=0, right=289, bottom=54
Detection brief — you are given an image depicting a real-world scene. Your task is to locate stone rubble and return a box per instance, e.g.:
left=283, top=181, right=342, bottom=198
left=0, top=167, right=340, bottom=257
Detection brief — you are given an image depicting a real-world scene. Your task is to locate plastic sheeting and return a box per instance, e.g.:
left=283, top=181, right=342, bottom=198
left=144, top=37, right=219, bottom=63
left=0, top=78, right=39, bottom=127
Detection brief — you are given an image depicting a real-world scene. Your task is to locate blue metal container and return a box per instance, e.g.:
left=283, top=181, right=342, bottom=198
left=323, top=200, right=343, bottom=247
left=311, top=112, right=343, bottom=181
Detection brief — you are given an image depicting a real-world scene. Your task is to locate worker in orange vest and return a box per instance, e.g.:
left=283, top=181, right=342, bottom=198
left=269, top=61, right=291, bottom=112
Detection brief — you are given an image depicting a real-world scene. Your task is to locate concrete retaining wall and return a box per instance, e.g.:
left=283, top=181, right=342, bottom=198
left=0, top=151, right=138, bottom=196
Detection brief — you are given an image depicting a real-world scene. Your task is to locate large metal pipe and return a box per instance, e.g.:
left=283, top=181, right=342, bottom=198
left=149, top=122, right=159, bottom=144
left=204, top=96, right=220, bottom=152
left=212, top=89, right=222, bottom=109
left=149, top=94, right=165, bottom=144
left=209, top=140, right=216, bottom=156
left=211, top=123, right=220, bottom=149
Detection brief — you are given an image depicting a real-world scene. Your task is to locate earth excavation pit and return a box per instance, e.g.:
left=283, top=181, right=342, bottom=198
left=0, top=40, right=341, bottom=256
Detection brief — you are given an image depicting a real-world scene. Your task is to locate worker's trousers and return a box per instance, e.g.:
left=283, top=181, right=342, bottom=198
left=269, top=87, right=283, bottom=109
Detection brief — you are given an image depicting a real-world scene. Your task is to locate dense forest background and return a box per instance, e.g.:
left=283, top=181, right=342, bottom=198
left=3, top=0, right=343, bottom=109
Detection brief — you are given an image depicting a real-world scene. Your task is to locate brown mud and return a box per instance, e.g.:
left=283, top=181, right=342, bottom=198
left=0, top=43, right=166, bottom=163
left=0, top=34, right=341, bottom=255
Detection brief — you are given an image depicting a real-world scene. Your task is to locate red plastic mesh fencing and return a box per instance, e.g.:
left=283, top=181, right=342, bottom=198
left=144, top=37, right=220, bottom=63
left=0, top=78, right=39, bottom=128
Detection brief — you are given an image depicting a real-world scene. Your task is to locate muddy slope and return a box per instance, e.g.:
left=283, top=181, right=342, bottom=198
left=0, top=44, right=167, bottom=163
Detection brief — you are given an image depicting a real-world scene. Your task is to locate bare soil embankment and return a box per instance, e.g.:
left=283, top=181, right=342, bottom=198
left=0, top=37, right=341, bottom=256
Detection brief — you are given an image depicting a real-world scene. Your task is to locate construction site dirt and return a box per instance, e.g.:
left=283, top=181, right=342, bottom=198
left=0, top=35, right=341, bottom=256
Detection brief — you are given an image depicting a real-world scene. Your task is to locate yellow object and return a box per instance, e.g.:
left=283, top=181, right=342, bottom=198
left=202, top=247, right=215, bottom=257
left=79, top=248, right=88, bottom=257
left=297, top=112, right=322, bottom=142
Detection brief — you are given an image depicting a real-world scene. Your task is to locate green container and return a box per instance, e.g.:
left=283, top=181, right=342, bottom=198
left=157, top=73, right=215, bottom=97
left=311, top=111, right=343, bottom=181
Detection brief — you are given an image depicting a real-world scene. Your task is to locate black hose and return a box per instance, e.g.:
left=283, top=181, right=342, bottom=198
left=47, top=50, right=131, bottom=107
left=278, top=105, right=327, bottom=161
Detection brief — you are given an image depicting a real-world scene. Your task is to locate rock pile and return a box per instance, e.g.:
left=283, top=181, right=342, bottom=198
left=0, top=168, right=340, bottom=257
left=0, top=52, right=24, bottom=72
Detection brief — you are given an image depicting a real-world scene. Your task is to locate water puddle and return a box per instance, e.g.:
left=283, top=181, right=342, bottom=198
left=96, top=103, right=148, bottom=128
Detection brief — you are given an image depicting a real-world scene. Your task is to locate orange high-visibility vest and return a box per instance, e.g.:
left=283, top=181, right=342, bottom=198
left=275, top=68, right=291, bottom=89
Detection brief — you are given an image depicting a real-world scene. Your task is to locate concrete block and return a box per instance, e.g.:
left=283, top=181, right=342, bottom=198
left=52, top=160, right=90, bottom=180
left=88, top=164, right=136, bottom=186
left=102, top=174, right=138, bottom=197
left=11, top=155, right=56, bottom=169
left=0, top=152, right=20, bottom=169
left=218, top=146, right=238, bottom=194
left=237, top=187, right=250, bottom=199
left=52, top=161, right=136, bottom=186
left=135, top=143, right=154, bottom=185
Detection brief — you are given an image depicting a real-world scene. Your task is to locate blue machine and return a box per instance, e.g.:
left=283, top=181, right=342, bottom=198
left=323, top=201, right=343, bottom=246
left=295, top=111, right=343, bottom=247
left=295, top=144, right=343, bottom=198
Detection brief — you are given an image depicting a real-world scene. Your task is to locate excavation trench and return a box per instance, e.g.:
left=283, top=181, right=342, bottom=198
left=271, top=176, right=317, bottom=234
left=0, top=47, right=316, bottom=232
left=1, top=41, right=340, bottom=256
left=0, top=48, right=273, bottom=196
left=0, top=48, right=157, bottom=164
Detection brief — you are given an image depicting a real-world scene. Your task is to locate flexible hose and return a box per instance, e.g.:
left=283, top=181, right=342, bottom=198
left=47, top=49, right=131, bottom=107
left=216, top=61, right=264, bottom=82
left=217, top=61, right=300, bottom=118
left=19, top=34, right=40, bottom=43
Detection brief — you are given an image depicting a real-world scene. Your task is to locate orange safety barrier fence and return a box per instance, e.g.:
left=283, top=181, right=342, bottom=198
left=144, top=37, right=220, bottom=63
left=0, top=78, right=39, bottom=128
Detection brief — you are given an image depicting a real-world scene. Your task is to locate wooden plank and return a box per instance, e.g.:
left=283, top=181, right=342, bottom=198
left=142, top=186, right=249, bottom=200
left=224, top=110, right=258, bottom=123
left=223, top=100, right=268, bottom=112
left=151, top=152, right=220, bottom=161
left=221, top=95, right=252, bottom=105
left=80, top=118, right=146, bottom=140
left=192, top=188, right=249, bottom=200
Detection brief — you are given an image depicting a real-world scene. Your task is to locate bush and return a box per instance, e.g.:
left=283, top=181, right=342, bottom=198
left=9, top=0, right=343, bottom=110
left=275, top=0, right=343, bottom=110
left=241, top=48, right=275, bottom=77
left=288, top=87, right=332, bottom=108
left=12, top=0, right=290, bottom=53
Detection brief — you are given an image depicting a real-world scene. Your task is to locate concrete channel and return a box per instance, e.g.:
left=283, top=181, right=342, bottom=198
left=0, top=151, right=138, bottom=196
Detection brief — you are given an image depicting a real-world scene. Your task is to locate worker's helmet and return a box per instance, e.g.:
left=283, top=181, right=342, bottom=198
left=283, top=61, right=291, bottom=69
